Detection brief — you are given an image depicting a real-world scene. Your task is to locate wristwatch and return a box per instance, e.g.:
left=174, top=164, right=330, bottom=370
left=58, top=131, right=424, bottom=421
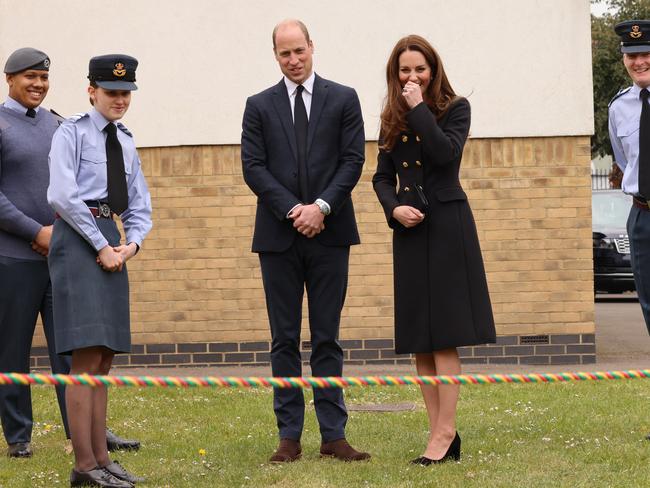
left=315, top=198, right=331, bottom=216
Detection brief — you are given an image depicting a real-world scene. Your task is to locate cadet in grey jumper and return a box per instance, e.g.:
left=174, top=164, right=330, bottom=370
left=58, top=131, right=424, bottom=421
left=0, top=103, right=60, bottom=258
left=0, top=48, right=72, bottom=458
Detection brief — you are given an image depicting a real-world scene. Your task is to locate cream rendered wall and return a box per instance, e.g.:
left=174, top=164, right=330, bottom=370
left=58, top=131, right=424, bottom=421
left=0, top=0, right=593, bottom=147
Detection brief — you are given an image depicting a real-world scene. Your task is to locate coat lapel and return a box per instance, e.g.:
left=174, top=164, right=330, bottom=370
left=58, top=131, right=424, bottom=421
left=271, top=79, right=298, bottom=164
left=307, top=74, right=328, bottom=157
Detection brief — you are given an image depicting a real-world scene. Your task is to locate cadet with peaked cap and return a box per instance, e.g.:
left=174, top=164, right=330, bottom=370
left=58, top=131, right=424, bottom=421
left=609, top=19, right=650, bottom=441
left=48, top=53, right=151, bottom=487
left=0, top=47, right=70, bottom=459
left=0, top=48, right=141, bottom=461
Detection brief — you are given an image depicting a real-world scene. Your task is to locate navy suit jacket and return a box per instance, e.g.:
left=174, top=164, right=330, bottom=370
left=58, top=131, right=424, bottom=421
left=241, top=74, right=365, bottom=253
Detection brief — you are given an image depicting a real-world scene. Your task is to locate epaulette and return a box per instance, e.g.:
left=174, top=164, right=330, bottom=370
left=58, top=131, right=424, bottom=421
left=117, top=122, right=133, bottom=137
left=609, top=87, right=632, bottom=107
left=67, top=112, right=89, bottom=123
left=50, top=108, right=65, bottom=124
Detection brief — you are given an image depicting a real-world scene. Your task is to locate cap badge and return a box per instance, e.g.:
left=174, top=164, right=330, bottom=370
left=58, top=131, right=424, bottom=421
left=630, top=25, right=643, bottom=39
left=43, top=59, right=50, bottom=68
left=113, top=62, right=126, bottom=77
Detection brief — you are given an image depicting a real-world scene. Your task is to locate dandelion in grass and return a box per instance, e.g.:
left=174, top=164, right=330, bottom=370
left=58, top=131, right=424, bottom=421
left=198, top=448, right=206, bottom=456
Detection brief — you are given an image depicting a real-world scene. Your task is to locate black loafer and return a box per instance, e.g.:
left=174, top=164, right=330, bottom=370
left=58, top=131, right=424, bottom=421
left=104, top=461, right=145, bottom=484
left=7, top=442, right=32, bottom=458
left=70, top=467, right=134, bottom=487
left=106, top=429, right=140, bottom=452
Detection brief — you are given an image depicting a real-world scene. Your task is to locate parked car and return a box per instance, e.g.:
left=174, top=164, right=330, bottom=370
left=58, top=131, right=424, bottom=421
left=592, top=189, right=635, bottom=293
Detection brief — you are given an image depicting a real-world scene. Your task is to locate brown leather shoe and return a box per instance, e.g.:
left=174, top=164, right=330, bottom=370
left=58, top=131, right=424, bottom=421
left=269, top=438, right=302, bottom=463
left=320, top=438, right=371, bottom=461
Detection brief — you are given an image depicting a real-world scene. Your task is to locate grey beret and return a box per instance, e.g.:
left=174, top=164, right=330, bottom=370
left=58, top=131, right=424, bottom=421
left=3, top=47, right=50, bottom=74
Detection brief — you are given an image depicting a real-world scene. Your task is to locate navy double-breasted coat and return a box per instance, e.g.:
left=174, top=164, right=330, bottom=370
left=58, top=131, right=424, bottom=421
left=373, top=99, right=496, bottom=353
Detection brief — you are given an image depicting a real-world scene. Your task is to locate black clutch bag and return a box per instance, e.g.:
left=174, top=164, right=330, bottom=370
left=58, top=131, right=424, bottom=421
left=414, top=184, right=429, bottom=212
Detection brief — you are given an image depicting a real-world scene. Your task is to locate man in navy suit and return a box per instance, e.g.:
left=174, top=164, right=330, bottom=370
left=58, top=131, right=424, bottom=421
left=241, top=19, right=370, bottom=463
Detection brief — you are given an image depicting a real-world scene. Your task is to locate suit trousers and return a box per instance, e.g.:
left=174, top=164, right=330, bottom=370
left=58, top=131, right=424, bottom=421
left=259, top=235, right=349, bottom=442
left=628, top=206, right=650, bottom=333
left=0, top=255, right=70, bottom=444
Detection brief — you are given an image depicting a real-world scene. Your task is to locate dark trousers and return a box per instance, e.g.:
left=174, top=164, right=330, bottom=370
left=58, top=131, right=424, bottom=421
left=259, top=236, right=349, bottom=442
left=629, top=206, right=650, bottom=333
left=0, top=255, right=70, bottom=444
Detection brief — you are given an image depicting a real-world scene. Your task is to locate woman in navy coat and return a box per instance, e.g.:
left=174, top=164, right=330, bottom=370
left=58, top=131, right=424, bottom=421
left=373, top=35, right=496, bottom=465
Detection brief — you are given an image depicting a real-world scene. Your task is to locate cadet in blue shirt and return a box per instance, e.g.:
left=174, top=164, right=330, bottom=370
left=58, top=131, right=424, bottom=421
left=48, top=54, right=151, bottom=488
left=609, top=20, right=650, bottom=400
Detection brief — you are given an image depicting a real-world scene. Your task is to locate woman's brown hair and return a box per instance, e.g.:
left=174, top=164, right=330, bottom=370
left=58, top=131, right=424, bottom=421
left=380, top=35, right=457, bottom=151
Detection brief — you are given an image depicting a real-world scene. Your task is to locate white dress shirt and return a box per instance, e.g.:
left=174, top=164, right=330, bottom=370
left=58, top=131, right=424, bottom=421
left=283, top=72, right=330, bottom=215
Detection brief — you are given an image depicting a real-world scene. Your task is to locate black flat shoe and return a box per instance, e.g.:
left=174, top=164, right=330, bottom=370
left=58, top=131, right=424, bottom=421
left=70, top=467, right=134, bottom=487
left=103, top=461, right=145, bottom=484
left=106, top=429, right=140, bottom=452
left=410, top=432, right=461, bottom=465
left=7, top=442, right=32, bottom=458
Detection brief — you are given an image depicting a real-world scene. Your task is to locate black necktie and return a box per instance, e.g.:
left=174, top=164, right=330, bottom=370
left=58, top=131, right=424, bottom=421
left=104, top=123, right=128, bottom=215
left=25, top=108, right=36, bottom=118
left=640, top=89, right=650, bottom=198
left=294, top=85, right=309, bottom=201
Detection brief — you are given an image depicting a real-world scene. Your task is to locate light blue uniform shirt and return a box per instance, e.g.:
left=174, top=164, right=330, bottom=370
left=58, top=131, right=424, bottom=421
left=609, top=84, right=650, bottom=196
left=4, top=96, right=41, bottom=115
left=47, top=108, right=152, bottom=251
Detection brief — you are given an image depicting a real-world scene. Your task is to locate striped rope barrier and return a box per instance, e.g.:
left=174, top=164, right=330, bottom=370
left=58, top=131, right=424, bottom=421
left=1, top=370, right=650, bottom=389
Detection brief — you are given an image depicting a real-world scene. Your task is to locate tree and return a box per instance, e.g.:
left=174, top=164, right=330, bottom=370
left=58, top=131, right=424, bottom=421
left=591, top=0, right=650, bottom=159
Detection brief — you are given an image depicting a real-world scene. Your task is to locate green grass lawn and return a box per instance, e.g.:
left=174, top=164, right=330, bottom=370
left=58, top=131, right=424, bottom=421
left=2, top=380, right=650, bottom=487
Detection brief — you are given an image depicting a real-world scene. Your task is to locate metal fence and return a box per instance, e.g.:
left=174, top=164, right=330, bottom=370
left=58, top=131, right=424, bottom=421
left=592, top=167, right=622, bottom=190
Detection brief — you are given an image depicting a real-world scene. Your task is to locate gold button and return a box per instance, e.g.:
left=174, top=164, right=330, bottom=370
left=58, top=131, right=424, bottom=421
left=402, top=135, right=408, bottom=143
left=415, top=160, right=421, bottom=166
left=416, top=136, right=421, bottom=142
left=404, top=186, right=410, bottom=192
left=402, top=161, right=409, bottom=168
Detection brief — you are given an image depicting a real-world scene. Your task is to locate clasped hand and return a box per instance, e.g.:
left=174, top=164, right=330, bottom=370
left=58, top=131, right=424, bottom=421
left=96, top=243, right=138, bottom=272
left=30, top=225, right=53, bottom=256
left=392, top=205, right=424, bottom=228
left=290, top=204, right=325, bottom=238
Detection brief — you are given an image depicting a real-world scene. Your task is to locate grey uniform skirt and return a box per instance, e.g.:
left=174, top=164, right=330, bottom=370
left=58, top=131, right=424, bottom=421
left=49, top=217, right=130, bottom=355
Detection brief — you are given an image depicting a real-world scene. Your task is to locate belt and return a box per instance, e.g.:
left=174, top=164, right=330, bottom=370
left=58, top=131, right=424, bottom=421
left=55, top=202, right=115, bottom=220
left=633, top=197, right=650, bottom=211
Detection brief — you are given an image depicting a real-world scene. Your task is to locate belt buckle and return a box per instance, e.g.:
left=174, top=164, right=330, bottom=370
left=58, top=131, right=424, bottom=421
left=98, top=203, right=111, bottom=218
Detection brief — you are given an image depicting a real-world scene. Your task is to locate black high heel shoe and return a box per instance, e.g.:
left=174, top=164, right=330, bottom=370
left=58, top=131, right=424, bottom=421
left=410, top=432, right=461, bottom=465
